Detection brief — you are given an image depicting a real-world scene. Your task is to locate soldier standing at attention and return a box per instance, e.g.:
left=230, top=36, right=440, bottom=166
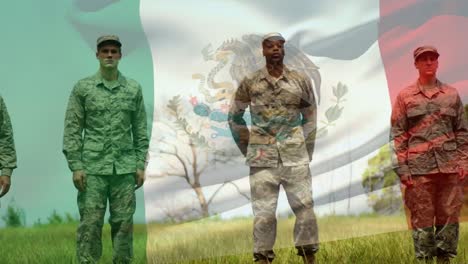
left=391, top=46, right=468, bottom=263
left=63, top=35, right=149, bottom=264
left=228, top=32, right=319, bottom=264
left=0, top=96, right=16, bottom=198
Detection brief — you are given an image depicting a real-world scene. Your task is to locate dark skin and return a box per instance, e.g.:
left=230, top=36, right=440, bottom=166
left=0, top=176, right=10, bottom=197
left=72, top=43, right=145, bottom=192
left=262, top=38, right=285, bottom=77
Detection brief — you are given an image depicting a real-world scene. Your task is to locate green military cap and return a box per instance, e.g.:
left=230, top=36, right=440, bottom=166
left=413, top=45, right=439, bottom=61
left=96, top=35, right=122, bottom=48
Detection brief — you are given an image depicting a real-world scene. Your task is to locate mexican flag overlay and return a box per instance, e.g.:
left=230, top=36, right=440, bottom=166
left=0, top=0, right=467, bottom=262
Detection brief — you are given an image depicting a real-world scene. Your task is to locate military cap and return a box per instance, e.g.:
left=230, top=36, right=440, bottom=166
left=96, top=35, right=122, bottom=48
left=413, top=45, right=439, bottom=61
left=262, top=32, right=285, bottom=42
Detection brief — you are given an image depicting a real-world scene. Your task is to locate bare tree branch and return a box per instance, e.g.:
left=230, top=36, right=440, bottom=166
left=207, top=181, right=251, bottom=207
left=207, top=182, right=228, bottom=206
left=190, top=140, right=200, bottom=185
left=227, top=181, right=251, bottom=201
left=159, top=150, right=191, bottom=184
left=159, top=139, right=178, bottom=153
left=148, top=171, right=186, bottom=179
left=198, top=151, right=210, bottom=175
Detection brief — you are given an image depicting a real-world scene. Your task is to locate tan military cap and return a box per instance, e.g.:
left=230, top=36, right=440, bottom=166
left=413, top=46, right=439, bottom=60
left=96, top=35, right=122, bottom=48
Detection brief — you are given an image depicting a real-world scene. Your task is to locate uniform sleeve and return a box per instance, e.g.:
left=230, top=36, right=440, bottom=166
left=228, top=79, right=250, bottom=156
left=132, top=85, right=149, bottom=170
left=454, top=94, right=468, bottom=171
left=0, top=97, right=17, bottom=177
left=62, top=85, right=85, bottom=172
left=300, top=77, right=317, bottom=161
left=390, top=93, right=411, bottom=176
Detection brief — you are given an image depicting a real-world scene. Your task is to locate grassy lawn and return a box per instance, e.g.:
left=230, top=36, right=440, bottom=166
left=147, top=215, right=467, bottom=264
left=0, top=223, right=147, bottom=264
left=0, top=215, right=467, bottom=263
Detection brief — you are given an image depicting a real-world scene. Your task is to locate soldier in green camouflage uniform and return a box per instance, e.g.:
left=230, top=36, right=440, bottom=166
left=63, top=35, right=149, bottom=264
left=391, top=46, right=468, bottom=263
left=228, top=33, right=318, bottom=264
left=0, top=96, right=17, bottom=199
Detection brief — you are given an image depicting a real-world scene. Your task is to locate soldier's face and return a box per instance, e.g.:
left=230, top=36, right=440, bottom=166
left=96, top=44, right=121, bottom=69
left=414, top=52, right=438, bottom=77
left=262, top=39, right=285, bottom=63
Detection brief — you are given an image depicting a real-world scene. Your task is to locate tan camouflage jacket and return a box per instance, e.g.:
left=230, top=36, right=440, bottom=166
left=228, top=67, right=317, bottom=167
left=0, top=96, right=16, bottom=176
left=391, top=80, right=468, bottom=176
left=63, top=72, right=149, bottom=175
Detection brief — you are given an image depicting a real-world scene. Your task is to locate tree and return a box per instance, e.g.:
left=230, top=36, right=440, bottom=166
left=1, top=201, right=25, bottom=227
left=47, top=210, right=63, bottom=225
left=361, top=144, right=402, bottom=214
left=33, top=211, right=78, bottom=227
left=150, top=95, right=249, bottom=218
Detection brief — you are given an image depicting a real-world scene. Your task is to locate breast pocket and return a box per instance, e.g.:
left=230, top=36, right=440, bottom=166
left=279, top=84, right=302, bottom=106
left=118, top=101, right=136, bottom=126
left=85, top=98, right=107, bottom=112
left=406, top=107, right=426, bottom=129
left=120, top=102, right=136, bottom=112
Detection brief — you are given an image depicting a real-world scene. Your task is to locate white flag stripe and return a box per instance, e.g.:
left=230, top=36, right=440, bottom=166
left=141, top=0, right=391, bottom=223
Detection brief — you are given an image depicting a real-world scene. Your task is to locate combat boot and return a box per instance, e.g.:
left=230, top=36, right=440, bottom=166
left=417, top=257, right=433, bottom=263
left=436, top=256, right=450, bottom=264
left=302, top=254, right=315, bottom=264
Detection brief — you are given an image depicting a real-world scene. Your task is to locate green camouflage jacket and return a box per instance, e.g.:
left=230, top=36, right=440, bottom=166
left=0, top=96, right=16, bottom=176
left=228, top=67, right=317, bottom=167
left=63, top=72, right=149, bottom=175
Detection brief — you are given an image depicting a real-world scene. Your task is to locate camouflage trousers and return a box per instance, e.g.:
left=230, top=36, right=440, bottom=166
left=403, top=173, right=463, bottom=259
left=249, top=163, right=319, bottom=261
left=77, top=173, right=136, bottom=264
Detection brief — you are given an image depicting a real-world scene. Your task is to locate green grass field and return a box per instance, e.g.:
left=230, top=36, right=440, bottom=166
left=0, top=215, right=467, bottom=263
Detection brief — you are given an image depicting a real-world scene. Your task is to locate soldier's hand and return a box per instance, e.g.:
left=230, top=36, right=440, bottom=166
left=0, top=176, right=11, bottom=198
left=135, top=169, right=145, bottom=190
left=400, top=174, right=413, bottom=188
left=73, top=170, right=86, bottom=192
left=458, top=167, right=466, bottom=182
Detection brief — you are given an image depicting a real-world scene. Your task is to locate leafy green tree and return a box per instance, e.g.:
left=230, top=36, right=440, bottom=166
left=361, top=144, right=402, bottom=214
left=64, top=212, right=78, bottom=223
left=47, top=210, right=63, bottom=225
left=34, top=211, right=78, bottom=226
left=1, top=201, right=25, bottom=227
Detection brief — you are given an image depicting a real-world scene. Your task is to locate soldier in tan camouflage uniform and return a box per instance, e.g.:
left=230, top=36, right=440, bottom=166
left=228, top=32, right=318, bottom=264
left=391, top=46, right=468, bottom=263
left=63, top=35, right=149, bottom=264
left=0, top=96, right=16, bottom=199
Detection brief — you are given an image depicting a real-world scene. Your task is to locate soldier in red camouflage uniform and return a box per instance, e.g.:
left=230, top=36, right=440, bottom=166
left=390, top=46, right=468, bottom=263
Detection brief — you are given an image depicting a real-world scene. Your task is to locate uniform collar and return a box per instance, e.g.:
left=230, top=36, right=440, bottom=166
left=94, top=71, right=127, bottom=90
left=259, top=66, right=291, bottom=84
left=411, top=79, right=445, bottom=97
